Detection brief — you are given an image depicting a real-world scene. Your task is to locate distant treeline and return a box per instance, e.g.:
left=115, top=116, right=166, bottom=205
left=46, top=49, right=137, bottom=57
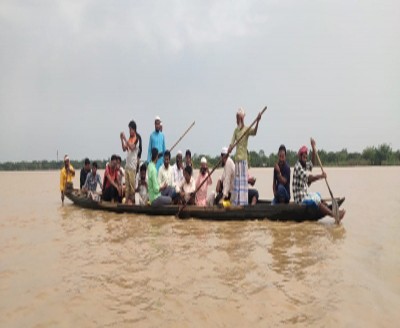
left=0, top=143, right=399, bottom=171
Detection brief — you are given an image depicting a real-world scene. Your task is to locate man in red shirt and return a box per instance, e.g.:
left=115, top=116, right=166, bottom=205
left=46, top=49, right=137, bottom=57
left=102, top=155, right=122, bottom=202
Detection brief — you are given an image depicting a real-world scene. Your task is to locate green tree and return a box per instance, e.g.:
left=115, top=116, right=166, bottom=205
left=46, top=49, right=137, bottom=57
left=375, top=143, right=392, bottom=165
left=362, top=146, right=376, bottom=165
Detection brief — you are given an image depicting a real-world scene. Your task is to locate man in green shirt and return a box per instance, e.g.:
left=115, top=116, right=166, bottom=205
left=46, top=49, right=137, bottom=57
left=148, top=148, right=172, bottom=207
left=228, top=108, right=262, bottom=205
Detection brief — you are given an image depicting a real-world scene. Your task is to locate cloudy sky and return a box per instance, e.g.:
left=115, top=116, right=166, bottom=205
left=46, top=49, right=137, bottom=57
left=0, top=0, right=399, bottom=162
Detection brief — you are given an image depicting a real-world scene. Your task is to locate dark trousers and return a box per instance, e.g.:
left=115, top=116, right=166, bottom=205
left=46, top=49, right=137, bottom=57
left=248, top=189, right=259, bottom=204
left=102, top=186, right=119, bottom=202
left=272, top=184, right=290, bottom=204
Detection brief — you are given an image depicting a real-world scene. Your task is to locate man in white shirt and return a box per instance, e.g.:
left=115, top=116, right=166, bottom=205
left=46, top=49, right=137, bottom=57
left=158, top=150, right=175, bottom=198
left=177, top=166, right=196, bottom=205
left=209, top=147, right=235, bottom=206
left=120, top=120, right=139, bottom=204
left=172, top=150, right=184, bottom=191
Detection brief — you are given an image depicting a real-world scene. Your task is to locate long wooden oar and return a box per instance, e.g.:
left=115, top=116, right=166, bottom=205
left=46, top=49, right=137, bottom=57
left=169, top=121, right=195, bottom=153
left=313, top=142, right=340, bottom=224
left=176, top=106, right=267, bottom=217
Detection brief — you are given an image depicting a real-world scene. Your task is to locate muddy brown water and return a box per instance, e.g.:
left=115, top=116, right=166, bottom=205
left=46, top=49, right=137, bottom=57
left=0, top=167, right=399, bottom=327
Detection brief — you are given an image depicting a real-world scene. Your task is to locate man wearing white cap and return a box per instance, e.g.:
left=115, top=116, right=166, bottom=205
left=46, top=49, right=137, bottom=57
left=195, top=157, right=212, bottom=206
left=172, top=150, right=184, bottom=191
left=147, top=116, right=166, bottom=172
left=211, top=147, right=235, bottom=205
left=60, top=155, right=75, bottom=204
left=229, top=108, right=261, bottom=205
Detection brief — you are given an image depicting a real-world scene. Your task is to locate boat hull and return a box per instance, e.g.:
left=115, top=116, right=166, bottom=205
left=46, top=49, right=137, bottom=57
left=65, top=190, right=345, bottom=222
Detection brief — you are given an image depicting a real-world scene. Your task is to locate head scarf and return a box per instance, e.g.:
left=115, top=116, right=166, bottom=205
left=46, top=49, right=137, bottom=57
left=298, top=146, right=308, bottom=156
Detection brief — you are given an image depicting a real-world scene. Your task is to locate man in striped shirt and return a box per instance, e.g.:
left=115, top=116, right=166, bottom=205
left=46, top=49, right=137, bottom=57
left=292, top=138, right=345, bottom=221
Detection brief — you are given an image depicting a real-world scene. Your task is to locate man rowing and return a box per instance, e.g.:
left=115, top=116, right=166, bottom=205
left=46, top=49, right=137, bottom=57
left=292, top=138, right=345, bottom=221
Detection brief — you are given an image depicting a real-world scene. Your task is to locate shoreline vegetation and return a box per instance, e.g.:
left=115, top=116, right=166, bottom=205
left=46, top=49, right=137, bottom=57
left=0, top=144, right=399, bottom=171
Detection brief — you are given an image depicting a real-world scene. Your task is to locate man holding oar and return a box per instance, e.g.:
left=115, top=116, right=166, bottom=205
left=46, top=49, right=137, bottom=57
left=228, top=108, right=262, bottom=206
left=176, top=106, right=266, bottom=217
left=293, top=138, right=345, bottom=221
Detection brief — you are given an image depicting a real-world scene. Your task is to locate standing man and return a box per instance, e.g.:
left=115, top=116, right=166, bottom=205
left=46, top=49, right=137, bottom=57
left=120, top=120, right=139, bottom=205
left=292, top=138, right=345, bottom=220
left=228, top=108, right=261, bottom=206
left=80, top=158, right=91, bottom=189
left=60, top=155, right=75, bottom=204
left=272, top=145, right=291, bottom=204
left=147, top=116, right=166, bottom=172
left=136, top=129, right=143, bottom=173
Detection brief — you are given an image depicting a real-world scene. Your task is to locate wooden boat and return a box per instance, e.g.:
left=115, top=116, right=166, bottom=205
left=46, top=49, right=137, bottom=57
left=65, top=189, right=345, bottom=222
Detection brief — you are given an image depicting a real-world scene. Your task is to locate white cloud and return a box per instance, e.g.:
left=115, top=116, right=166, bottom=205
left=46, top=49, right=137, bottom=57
left=50, top=0, right=270, bottom=53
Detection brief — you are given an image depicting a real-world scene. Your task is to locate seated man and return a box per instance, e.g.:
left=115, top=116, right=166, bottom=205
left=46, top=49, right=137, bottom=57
left=80, top=158, right=91, bottom=189
left=195, top=157, right=212, bottom=206
left=211, top=147, right=235, bottom=206
left=177, top=166, right=196, bottom=205
left=172, top=150, right=184, bottom=187
left=135, top=163, right=149, bottom=205
left=82, top=162, right=103, bottom=200
left=248, top=174, right=259, bottom=205
left=272, top=145, right=291, bottom=204
left=158, top=150, right=176, bottom=198
left=148, top=148, right=172, bottom=207
left=60, top=155, right=75, bottom=204
left=184, top=149, right=193, bottom=168
left=102, top=155, right=122, bottom=202
left=292, top=138, right=345, bottom=220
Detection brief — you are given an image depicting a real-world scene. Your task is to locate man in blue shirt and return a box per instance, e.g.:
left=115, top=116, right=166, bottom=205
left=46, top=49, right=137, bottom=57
left=272, top=144, right=291, bottom=204
left=147, top=116, right=166, bottom=172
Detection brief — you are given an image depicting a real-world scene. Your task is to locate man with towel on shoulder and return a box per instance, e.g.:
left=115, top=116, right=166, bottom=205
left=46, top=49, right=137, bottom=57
left=228, top=108, right=262, bottom=206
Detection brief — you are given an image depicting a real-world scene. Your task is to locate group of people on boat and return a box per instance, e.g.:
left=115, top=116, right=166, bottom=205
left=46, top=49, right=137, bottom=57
left=60, top=108, right=345, bottom=221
